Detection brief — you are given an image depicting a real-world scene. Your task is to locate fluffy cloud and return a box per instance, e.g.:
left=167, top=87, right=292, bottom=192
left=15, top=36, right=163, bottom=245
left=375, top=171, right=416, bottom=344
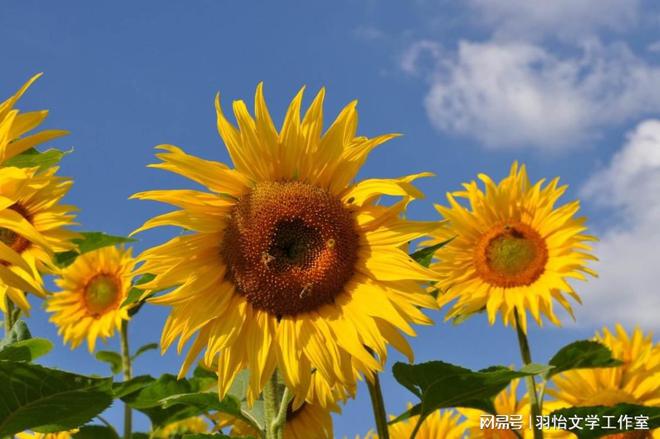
left=412, top=40, right=660, bottom=150
left=577, top=120, right=660, bottom=329
left=468, top=0, right=639, bottom=41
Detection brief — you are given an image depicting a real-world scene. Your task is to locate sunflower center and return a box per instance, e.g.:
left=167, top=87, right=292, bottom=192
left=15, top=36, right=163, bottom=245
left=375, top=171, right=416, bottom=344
left=84, top=274, right=122, bottom=317
left=0, top=204, right=32, bottom=254
left=221, top=181, right=359, bottom=317
left=475, top=222, right=548, bottom=287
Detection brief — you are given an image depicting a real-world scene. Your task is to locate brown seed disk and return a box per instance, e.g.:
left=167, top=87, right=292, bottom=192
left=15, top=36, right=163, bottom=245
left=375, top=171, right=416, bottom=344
left=474, top=221, right=549, bottom=288
left=221, top=181, right=359, bottom=317
left=0, top=203, right=32, bottom=255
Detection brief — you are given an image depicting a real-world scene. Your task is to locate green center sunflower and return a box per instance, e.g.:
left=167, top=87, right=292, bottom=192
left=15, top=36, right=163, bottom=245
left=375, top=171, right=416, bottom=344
left=475, top=222, right=548, bottom=287
left=0, top=204, right=32, bottom=254
left=84, top=274, right=122, bottom=317
left=221, top=181, right=359, bottom=317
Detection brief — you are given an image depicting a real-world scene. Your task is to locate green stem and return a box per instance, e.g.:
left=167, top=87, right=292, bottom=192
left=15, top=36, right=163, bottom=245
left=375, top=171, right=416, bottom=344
left=120, top=320, right=133, bottom=439
left=263, top=372, right=279, bottom=439
left=271, top=384, right=292, bottom=439
left=366, top=373, right=390, bottom=439
left=514, top=311, right=543, bottom=439
left=3, top=298, right=15, bottom=336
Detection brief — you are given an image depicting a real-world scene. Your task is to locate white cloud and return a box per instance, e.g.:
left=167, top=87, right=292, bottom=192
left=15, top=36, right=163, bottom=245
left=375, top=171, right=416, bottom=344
left=400, top=40, right=441, bottom=75
left=577, top=120, right=660, bottom=329
left=414, top=40, right=660, bottom=150
left=469, top=0, right=639, bottom=41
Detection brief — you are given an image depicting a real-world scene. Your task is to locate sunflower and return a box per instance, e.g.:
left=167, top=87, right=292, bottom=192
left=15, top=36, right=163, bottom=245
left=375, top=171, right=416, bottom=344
left=0, top=74, right=68, bottom=164
left=16, top=430, right=76, bottom=439
left=361, top=407, right=465, bottom=439
left=154, top=416, right=210, bottom=438
left=216, top=400, right=334, bottom=439
left=0, top=166, right=77, bottom=313
left=548, top=325, right=660, bottom=439
left=429, top=162, right=596, bottom=332
left=46, top=246, right=136, bottom=351
left=132, top=84, right=439, bottom=406
left=0, top=76, right=76, bottom=314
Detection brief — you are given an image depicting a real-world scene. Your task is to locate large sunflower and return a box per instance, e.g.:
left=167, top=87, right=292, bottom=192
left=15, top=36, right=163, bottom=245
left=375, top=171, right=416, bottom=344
left=430, top=162, right=596, bottom=332
left=0, top=166, right=77, bottom=313
left=46, top=246, right=136, bottom=351
left=0, top=76, right=76, bottom=313
left=132, top=85, right=439, bottom=406
left=548, top=325, right=660, bottom=439
left=361, top=407, right=465, bottom=439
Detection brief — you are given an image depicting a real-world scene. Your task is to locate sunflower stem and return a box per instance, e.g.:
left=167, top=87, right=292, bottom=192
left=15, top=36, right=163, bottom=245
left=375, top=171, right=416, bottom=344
left=3, top=298, right=15, bottom=337
left=263, top=371, right=279, bottom=439
left=271, top=383, right=292, bottom=439
left=120, top=320, right=133, bottom=439
left=514, top=311, right=543, bottom=439
left=367, top=372, right=390, bottom=439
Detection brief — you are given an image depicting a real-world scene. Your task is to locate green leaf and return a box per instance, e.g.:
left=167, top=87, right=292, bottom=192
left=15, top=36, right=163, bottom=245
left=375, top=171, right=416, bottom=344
left=0, top=361, right=114, bottom=436
left=132, top=343, right=158, bottom=361
left=95, top=350, right=123, bottom=375
left=0, top=338, right=53, bottom=362
left=72, top=425, right=120, bottom=439
left=120, top=374, right=208, bottom=428
left=391, top=360, right=544, bottom=425
left=547, top=340, right=623, bottom=379
left=54, top=232, right=136, bottom=268
left=3, top=148, right=71, bottom=170
left=0, top=320, right=31, bottom=347
left=53, top=250, right=79, bottom=268
left=113, top=375, right=156, bottom=398
left=549, top=404, right=660, bottom=439
left=160, top=392, right=243, bottom=418
left=410, top=239, right=453, bottom=267
left=121, top=274, right=157, bottom=313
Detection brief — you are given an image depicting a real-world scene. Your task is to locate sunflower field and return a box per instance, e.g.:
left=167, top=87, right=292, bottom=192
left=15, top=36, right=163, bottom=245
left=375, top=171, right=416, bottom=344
left=0, top=73, right=658, bottom=439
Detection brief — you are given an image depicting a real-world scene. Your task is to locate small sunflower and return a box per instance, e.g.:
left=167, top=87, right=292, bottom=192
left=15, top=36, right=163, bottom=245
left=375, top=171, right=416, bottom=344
left=549, top=325, right=660, bottom=411
left=154, top=416, right=210, bottom=438
left=216, top=400, right=334, bottom=439
left=46, top=246, right=136, bottom=351
left=430, top=162, right=596, bottom=332
left=0, top=74, right=68, bottom=164
left=0, top=166, right=77, bottom=313
left=132, top=85, right=439, bottom=405
left=362, top=407, right=465, bottom=439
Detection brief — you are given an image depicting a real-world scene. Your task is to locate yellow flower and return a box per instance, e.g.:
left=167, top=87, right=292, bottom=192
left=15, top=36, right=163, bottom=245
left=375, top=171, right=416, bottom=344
left=216, top=400, right=334, bottom=439
left=46, top=246, right=136, bottom=351
left=132, top=85, right=439, bottom=406
left=16, top=430, right=77, bottom=439
left=154, top=416, right=209, bottom=437
left=0, top=74, right=68, bottom=164
left=430, top=162, right=596, bottom=332
left=361, top=407, right=465, bottom=439
left=0, top=166, right=77, bottom=313
left=549, top=325, right=660, bottom=409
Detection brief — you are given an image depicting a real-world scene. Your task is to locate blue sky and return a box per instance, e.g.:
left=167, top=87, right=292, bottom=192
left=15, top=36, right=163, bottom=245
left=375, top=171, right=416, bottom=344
left=3, top=0, right=660, bottom=436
